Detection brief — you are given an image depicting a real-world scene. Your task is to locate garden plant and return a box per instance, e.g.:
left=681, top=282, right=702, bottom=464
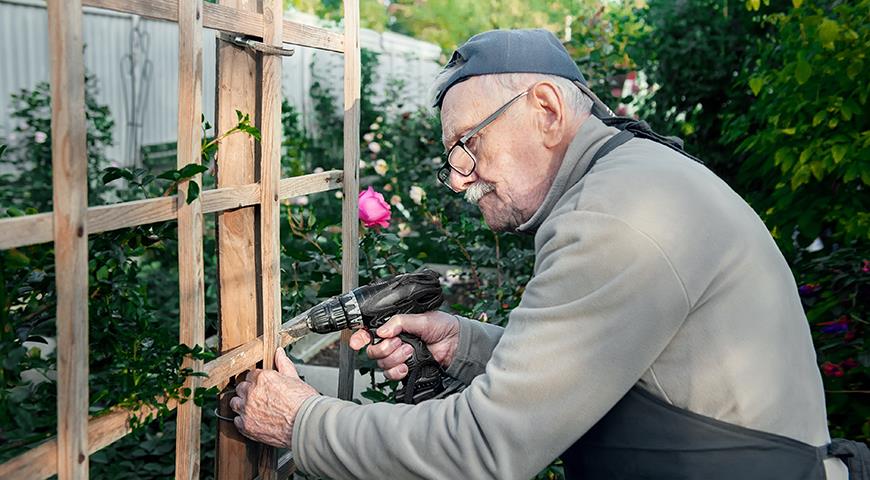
left=1, top=0, right=867, bottom=477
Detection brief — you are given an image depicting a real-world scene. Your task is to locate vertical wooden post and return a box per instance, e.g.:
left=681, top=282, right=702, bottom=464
left=176, top=1, right=205, bottom=478
left=214, top=0, right=261, bottom=478
left=47, top=0, right=89, bottom=478
left=257, top=0, right=283, bottom=477
left=338, top=0, right=361, bottom=401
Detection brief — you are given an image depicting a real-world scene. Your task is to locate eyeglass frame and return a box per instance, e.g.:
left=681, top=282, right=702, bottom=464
left=437, top=89, right=530, bottom=191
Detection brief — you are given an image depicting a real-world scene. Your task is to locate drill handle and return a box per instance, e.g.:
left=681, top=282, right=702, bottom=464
left=393, top=332, right=446, bottom=404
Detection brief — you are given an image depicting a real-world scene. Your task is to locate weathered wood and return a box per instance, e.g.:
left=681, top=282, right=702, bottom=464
left=254, top=452, right=295, bottom=480
left=278, top=170, right=342, bottom=199
left=82, top=0, right=344, bottom=53
left=47, top=0, right=89, bottom=477
left=0, top=399, right=175, bottom=480
left=175, top=1, right=205, bottom=478
left=257, top=1, right=284, bottom=477
left=338, top=0, right=361, bottom=401
left=282, top=18, right=343, bottom=53
left=214, top=0, right=261, bottom=477
left=0, top=314, right=308, bottom=480
left=0, top=172, right=341, bottom=251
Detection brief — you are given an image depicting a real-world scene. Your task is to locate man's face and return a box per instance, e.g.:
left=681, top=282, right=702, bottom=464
left=440, top=78, right=556, bottom=232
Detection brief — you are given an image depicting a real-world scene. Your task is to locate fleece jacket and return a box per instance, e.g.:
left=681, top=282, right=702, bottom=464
left=292, top=115, right=845, bottom=480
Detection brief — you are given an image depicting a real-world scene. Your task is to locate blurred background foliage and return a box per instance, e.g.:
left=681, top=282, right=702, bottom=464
left=1, top=0, right=867, bottom=477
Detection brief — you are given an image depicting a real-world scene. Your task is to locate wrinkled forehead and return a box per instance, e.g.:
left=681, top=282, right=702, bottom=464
left=439, top=78, right=500, bottom=147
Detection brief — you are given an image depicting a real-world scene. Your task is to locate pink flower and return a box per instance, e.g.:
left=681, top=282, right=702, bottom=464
left=358, top=186, right=391, bottom=228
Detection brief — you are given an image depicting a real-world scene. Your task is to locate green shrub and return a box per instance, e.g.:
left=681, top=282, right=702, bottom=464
left=723, top=0, right=869, bottom=252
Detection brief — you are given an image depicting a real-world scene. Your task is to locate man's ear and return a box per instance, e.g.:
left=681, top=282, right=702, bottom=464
left=529, top=81, right=566, bottom=149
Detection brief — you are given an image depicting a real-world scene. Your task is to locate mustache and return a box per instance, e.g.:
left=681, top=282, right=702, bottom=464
left=464, top=182, right=495, bottom=205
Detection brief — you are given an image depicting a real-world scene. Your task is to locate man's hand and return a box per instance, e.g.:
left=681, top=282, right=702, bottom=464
left=230, top=347, right=318, bottom=448
left=349, top=311, right=460, bottom=381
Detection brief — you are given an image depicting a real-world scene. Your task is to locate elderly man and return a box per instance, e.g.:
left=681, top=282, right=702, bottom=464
left=231, top=29, right=865, bottom=479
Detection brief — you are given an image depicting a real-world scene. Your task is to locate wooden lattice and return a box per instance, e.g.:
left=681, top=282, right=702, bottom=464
left=0, top=0, right=360, bottom=478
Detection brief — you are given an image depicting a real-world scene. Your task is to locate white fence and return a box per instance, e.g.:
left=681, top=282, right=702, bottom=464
left=0, top=0, right=442, bottom=166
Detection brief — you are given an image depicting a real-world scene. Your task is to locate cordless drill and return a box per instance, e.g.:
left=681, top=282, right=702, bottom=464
left=302, top=269, right=447, bottom=404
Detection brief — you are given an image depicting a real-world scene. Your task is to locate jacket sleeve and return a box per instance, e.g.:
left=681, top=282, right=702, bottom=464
left=292, top=210, right=691, bottom=480
left=444, top=315, right=504, bottom=386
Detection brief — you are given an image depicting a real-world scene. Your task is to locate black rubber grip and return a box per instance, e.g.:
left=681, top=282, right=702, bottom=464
left=393, top=333, right=445, bottom=404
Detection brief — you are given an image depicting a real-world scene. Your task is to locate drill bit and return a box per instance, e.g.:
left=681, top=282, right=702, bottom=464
left=279, top=309, right=312, bottom=342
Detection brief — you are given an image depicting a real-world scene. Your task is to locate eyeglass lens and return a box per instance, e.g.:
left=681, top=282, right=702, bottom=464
left=448, top=145, right=475, bottom=175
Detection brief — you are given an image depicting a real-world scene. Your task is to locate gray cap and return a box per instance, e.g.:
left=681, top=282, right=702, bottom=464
left=432, top=29, right=612, bottom=117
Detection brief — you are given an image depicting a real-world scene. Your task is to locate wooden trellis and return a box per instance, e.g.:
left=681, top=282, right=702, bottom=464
left=0, top=0, right=360, bottom=478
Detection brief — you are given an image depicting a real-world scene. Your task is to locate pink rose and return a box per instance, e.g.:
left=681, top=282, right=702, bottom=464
left=358, top=186, right=391, bottom=228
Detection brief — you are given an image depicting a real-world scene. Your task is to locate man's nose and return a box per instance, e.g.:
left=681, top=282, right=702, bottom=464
left=449, top=168, right=478, bottom=193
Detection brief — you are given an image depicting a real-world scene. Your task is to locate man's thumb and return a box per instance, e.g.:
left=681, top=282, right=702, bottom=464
left=275, top=347, right=299, bottom=378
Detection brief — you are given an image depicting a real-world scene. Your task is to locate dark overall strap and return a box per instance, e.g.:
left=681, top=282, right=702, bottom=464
left=827, top=438, right=870, bottom=479
left=583, top=129, right=634, bottom=177
left=600, top=116, right=704, bottom=164
left=562, top=386, right=829, bottom=479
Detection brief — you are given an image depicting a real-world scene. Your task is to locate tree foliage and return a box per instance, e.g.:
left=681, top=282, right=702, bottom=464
left=724, top=0, right=870, bottom=251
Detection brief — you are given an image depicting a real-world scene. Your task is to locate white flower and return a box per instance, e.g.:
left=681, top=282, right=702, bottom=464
left=335, top=190, right=344, bottom=199
left=313, top=167, right=324, bottom=173
left=34, top=131, right=47, bottom=144
left=292, top=195, right=309, bottom=206
left=363, top=132, right=375, bottom=143
left=409, top=185, right=425, bottom=205
left=390, top=195, right=402, bottom=205
left=398, top=222, right=412, bottom=238
left=376, top=133, right=383, bottom=139
left=369, top=123, right=380, bottom=131
left=431, top=157, right=443, bottom=166
left=375, top=116, right=383, bottom=123
left=359, top=160, right=368, bottom=169
left=374, top=159, right=389, bottom=176
left=368, top=142, right=381, bottom=154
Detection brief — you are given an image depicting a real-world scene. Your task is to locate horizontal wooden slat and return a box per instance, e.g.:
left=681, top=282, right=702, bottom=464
left=0, top=171, right=343, bottom=250
left=279, top=170, right=342, bottom=200
left=282, top=19, right=343, bottom=53
left=0, top=315, right=311, bottom=480
left=81, top=0, right=344, bottom=53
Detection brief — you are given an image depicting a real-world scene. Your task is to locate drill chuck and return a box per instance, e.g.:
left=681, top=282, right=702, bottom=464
left=306, top=292, right=363, bottom=333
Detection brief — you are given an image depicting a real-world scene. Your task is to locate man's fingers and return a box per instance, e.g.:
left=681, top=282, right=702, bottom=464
left=233, top=415, right=246, bottom=434
left=275, top=347, right=298, bottom=377
left=349, top=329, right=371, bottom=350
left=365, top=336, right=403, bottom=360
left=376, top=313, right=430, bottom=338
left=377, top=342, right=414, bottom=371
left=384, top=364, right=409, bottom=381
left=246, top=369, right=262, bottom=384
left=229, top=396, right=245, bottom=414
left=235, top=381, right=250, bottom=399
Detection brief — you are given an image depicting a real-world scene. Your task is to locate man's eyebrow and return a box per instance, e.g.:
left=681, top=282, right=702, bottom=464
left=442, top=124, right=470, bottom=149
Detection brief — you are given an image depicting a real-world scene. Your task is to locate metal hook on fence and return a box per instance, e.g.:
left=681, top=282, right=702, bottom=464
left=218, top=33, right=295, bottom=57
left=214, top=388, right=237, bottom=423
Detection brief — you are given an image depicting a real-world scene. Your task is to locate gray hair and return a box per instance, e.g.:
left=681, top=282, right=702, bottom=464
left=428, top=60, right=593, bottom=119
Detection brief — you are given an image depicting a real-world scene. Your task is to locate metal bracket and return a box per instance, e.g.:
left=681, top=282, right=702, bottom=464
left=218, top=33, right=295, bottom=57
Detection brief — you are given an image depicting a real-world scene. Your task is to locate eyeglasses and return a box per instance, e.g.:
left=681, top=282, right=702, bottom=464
left=437, top=90, right=530, bottom=191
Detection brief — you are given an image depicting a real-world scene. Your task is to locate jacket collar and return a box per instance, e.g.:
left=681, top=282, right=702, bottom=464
left=516, top=115, right=621, bottom=234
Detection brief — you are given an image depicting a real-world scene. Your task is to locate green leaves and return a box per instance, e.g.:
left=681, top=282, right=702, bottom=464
left=818, top=18, right=840, bottom=48
left=749, top=76, right=765, bottom=96
left=794, top=59, right=812, bottom=84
